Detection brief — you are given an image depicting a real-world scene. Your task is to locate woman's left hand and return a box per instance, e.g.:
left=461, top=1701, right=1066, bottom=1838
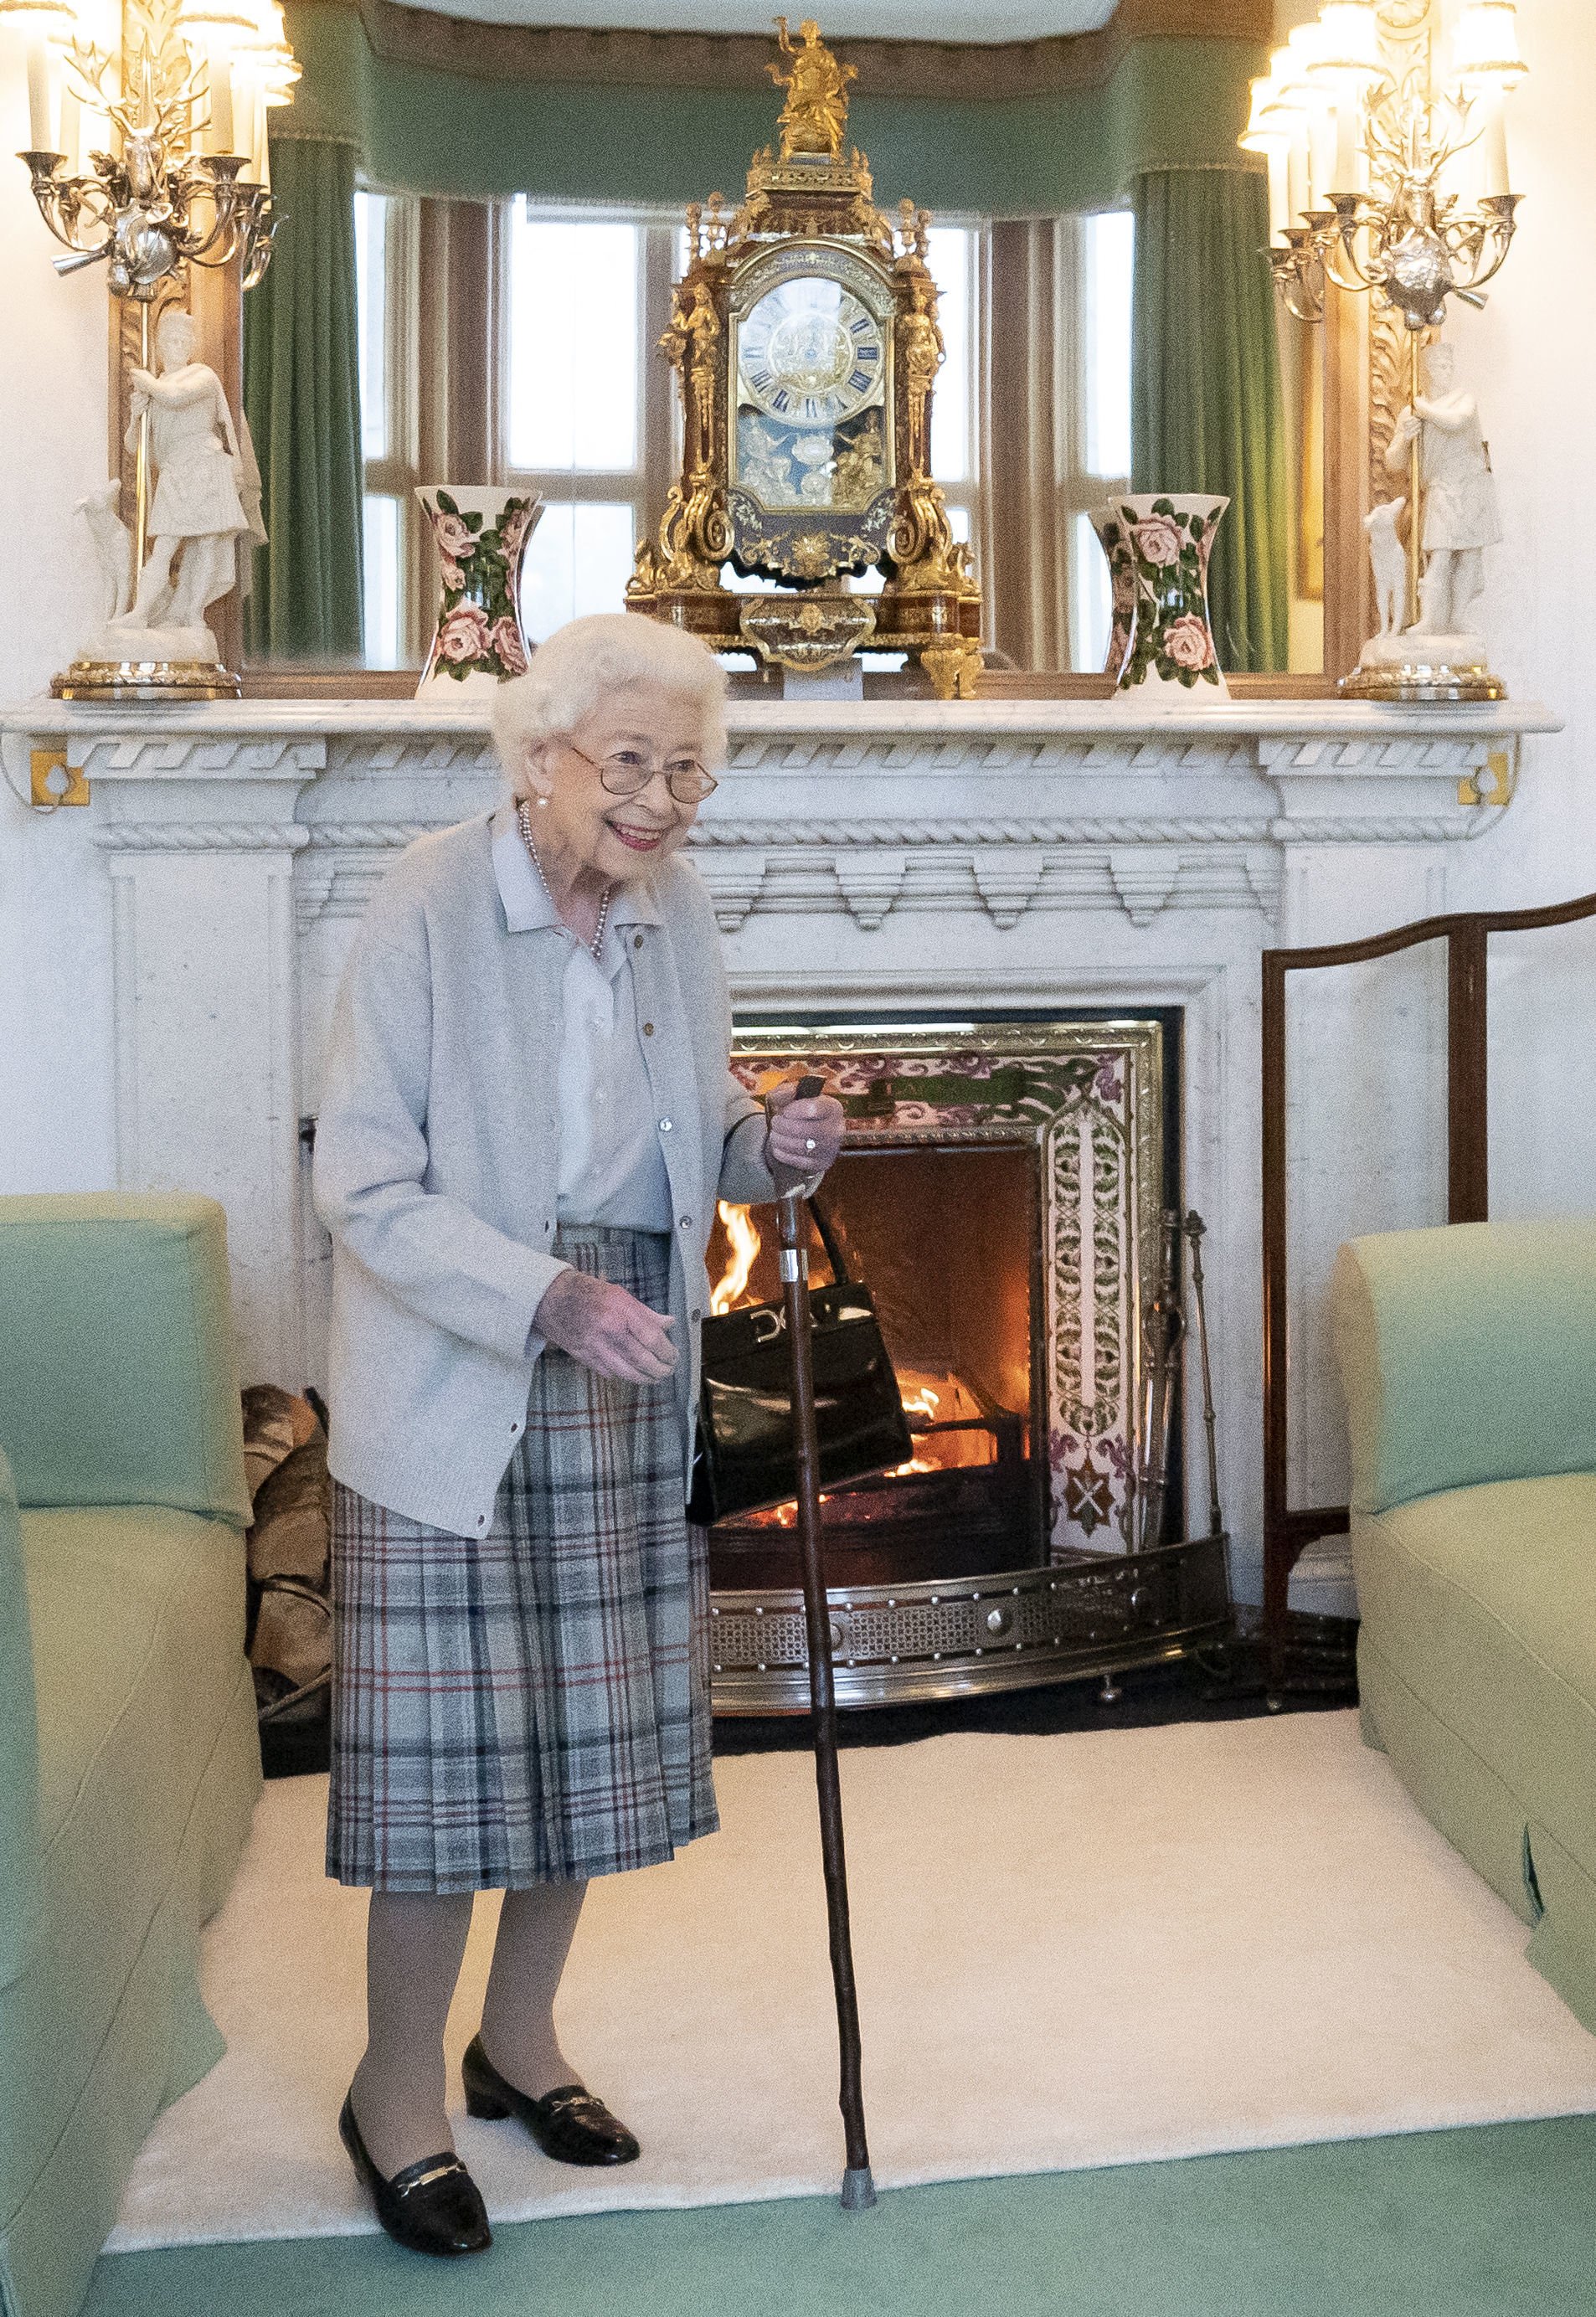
left=765, top=1080, right=847, bottom=1177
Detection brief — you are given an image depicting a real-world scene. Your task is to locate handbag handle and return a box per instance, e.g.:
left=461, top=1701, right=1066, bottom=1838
left=807, top=1192, right=852, bottom=1287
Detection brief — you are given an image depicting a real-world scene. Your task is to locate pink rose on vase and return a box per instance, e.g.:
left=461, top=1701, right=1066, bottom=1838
left=1133, top=515, right=1183, bottom=568
left=440, top=555, right=465, bottom=591
left=439, top=603, right=492, bottom=663
left=433, top=511, right=475, bottom=563
left=498, top=503, right=531, bottom=559
left=1164, top=613, right=1213, bottom=671
left=489, top=615, right=528, bottom=675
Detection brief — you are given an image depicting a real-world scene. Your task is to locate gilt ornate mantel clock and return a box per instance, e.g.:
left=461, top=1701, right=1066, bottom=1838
left=626, top=18, right=983, bottom=695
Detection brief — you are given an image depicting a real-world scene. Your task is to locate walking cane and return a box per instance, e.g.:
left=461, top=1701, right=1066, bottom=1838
left=766, top=1074, right=877, bottom=2213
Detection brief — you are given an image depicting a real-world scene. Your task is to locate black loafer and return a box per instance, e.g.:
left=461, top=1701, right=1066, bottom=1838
left=462, top=2033, right=641, bottom=2166
left=339, top=2090, right=492, bottom=2257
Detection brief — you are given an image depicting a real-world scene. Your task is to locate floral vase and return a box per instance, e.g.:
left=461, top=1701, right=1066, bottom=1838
left=1089, top=493, right=1230, bottom=704
left=415, top=485, right=543, bottom=695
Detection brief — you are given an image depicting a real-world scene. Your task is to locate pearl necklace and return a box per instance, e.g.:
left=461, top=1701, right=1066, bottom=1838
left=517, top=799, right=611, bottom=963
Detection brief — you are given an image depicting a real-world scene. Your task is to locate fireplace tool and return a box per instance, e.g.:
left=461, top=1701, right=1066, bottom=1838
left=765, top=1074, right=877, bottom=2213
left=1136, top=1208, right=1225, bottom=1552
left=1135, top=1209, right=1186, bottom=1552
left=1182, top=1210, right=1224, bottom=1538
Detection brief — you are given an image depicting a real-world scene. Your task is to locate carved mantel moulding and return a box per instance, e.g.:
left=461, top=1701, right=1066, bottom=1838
left=2, top=693, right=1558, bottom=933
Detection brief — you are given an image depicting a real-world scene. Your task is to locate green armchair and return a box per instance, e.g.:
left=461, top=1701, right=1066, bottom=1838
left=1331, top=1218, right=1596, bottom=2034
left=0, top=1196, right=260, bottom=2317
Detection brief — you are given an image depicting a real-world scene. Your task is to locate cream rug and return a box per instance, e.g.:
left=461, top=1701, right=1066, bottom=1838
left=106, top=1712, right=1596, bottom=2249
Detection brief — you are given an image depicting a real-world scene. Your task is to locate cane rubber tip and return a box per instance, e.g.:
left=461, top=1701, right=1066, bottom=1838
left=841, top=2166, right=878, bottom=2211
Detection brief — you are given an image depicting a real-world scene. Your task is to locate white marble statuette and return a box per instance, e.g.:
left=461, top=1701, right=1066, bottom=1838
left=73, top=306, right=265, bottom=675
left=1357, top=337, right=1502, bottom=688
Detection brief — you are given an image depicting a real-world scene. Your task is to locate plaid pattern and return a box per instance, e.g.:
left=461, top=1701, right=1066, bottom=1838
left=327, top=1226, right=718, bottom=1892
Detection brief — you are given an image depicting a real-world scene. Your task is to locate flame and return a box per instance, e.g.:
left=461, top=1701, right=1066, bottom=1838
left=895, top=1367, right=999, bottom=1470
left=711, top=1202, right=764, bottom=1315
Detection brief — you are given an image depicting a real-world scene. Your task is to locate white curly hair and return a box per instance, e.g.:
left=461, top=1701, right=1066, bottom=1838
left=491, top=613, right=728, bottom=799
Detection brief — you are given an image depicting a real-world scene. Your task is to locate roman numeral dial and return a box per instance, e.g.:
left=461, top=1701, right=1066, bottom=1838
left=736, top=276, right=886, bottom=426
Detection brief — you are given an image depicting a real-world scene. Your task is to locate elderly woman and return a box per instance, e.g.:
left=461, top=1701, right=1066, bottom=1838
left=312, top=613, right=844, bottom=2258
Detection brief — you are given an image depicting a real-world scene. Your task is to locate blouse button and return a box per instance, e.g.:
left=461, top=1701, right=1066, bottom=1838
left=642, top=1022, right=655, bottom=1036
left=659, top=1118, right=673, bottom=1132
left=679, top=1215, right=692, bottom=1231
left=634, top=934, right=644, bottom=950
left=476, top=1515, right=487, bottom=1529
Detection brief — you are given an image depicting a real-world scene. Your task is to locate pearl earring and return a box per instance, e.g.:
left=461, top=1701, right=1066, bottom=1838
left=535, top=792, right=548, bottom=809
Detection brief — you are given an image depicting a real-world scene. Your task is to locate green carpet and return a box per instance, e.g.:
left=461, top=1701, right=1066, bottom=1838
left=84, top=2116, right=1596, bottom=2317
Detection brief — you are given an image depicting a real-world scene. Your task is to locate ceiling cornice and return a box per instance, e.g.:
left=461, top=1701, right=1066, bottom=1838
left=346, top=0, right=1272, bottom=99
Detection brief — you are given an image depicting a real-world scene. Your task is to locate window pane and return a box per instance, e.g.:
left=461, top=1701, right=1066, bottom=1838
left=927, top=225, right=972, bottom=485
left=354, top=189, right=388, bottom=463
left=520, top=502, right=638, bottom=641
left=1070, top=508, right=1112, bottom=673
left=363, top=493, right=403, bottom=668
left=508, top=215, right=639, bottom=471
left=1084, top=209, right=1135, bottom=481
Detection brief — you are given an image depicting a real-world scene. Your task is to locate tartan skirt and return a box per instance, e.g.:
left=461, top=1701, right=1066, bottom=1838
left=327, top=1225, right=718, bottom=1893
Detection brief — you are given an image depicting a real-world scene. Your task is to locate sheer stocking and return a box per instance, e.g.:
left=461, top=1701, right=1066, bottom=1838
left=349, top=1891, right=475, bottom=2179
left=478, top=1880, right=589, bottom=2096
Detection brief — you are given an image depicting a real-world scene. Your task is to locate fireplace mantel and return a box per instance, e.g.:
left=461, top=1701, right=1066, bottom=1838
left=1, top=687, right=1562, bottom=1610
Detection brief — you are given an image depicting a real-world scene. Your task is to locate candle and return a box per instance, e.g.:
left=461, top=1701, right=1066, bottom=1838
left=25, top=33, right=59, bottom=152
left=1306, top=103, right=1335, bottom=211
left=1267, top=145, right=1290, bottom=244
left=1286, top=126, right=1310, bottom=227
left=1477, top=85, right=1511, bottom=197
left=203, top=38, right=234, bottom=155
left=233, top=61, right=265, bottom=183
left=1332, top=92, right=1359, bottom=198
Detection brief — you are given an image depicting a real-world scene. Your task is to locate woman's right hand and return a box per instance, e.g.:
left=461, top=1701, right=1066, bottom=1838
left=534, top=1266, right=677, bottom=1383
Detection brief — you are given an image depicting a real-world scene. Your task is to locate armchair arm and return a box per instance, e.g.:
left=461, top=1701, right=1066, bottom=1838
left=0, top=1194, right=250, bottom=1521
left=1331, top=1219, right=1596, bottom=1516
left=0, top=1451, right=41, bottom=1989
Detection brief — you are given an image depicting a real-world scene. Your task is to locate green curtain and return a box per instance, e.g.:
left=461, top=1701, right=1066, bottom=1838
left=243, top=136, right=363, bottom=661
left=1130, top=167, right=1290, bottom=674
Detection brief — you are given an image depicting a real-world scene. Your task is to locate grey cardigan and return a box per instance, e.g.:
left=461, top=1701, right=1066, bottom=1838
left=312, top=802, right=783, bottom=1539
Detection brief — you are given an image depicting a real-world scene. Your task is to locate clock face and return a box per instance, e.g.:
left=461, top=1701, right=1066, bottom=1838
left=736, top=277, right=886, bottom=429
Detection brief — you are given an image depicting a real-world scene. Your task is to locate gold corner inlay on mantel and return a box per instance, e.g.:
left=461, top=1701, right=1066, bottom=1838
left=30, top=748, right=90, bottom=808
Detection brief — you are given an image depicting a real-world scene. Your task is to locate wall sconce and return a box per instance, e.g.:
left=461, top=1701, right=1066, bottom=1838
left=0, top=0, right=298, bottom=698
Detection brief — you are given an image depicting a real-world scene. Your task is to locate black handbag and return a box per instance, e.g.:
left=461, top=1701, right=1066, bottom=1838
left=687, top=1197, right=914, bottom=1525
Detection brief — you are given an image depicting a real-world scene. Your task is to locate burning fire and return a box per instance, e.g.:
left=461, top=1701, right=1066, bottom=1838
left=711, top=1202, right=763, bottom=1314
left=891, top=1368, right=997, bottom=1472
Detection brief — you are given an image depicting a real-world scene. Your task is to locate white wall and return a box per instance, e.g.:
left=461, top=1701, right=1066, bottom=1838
left=0, top=52, right=118, bottom=1191
left=1440, top=0, right=1596, bottom=1216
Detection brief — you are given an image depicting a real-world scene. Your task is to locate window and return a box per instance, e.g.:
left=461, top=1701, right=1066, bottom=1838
left=353, top=187, right=415, bottom=670
left=1072, top=208, right=1135, bottom=671
left=354, top=194, right=683, bottom=665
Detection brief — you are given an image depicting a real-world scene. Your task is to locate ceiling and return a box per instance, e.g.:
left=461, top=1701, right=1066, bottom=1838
left=397, top=0, right=1121, bottom=41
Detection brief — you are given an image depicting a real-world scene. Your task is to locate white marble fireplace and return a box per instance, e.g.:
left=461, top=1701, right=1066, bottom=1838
left=0, top=689, right=1558, bottom=1607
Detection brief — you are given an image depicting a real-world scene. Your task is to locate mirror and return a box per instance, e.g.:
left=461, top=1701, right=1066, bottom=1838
left=242, top=6, right=1322, bottom=687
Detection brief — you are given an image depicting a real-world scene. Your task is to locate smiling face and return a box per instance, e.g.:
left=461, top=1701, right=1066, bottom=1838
left=524, top=679, right=708, bottom=883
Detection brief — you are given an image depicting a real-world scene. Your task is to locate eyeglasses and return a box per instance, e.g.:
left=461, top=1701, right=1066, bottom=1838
left=566, top=741, right=719, bottom=804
